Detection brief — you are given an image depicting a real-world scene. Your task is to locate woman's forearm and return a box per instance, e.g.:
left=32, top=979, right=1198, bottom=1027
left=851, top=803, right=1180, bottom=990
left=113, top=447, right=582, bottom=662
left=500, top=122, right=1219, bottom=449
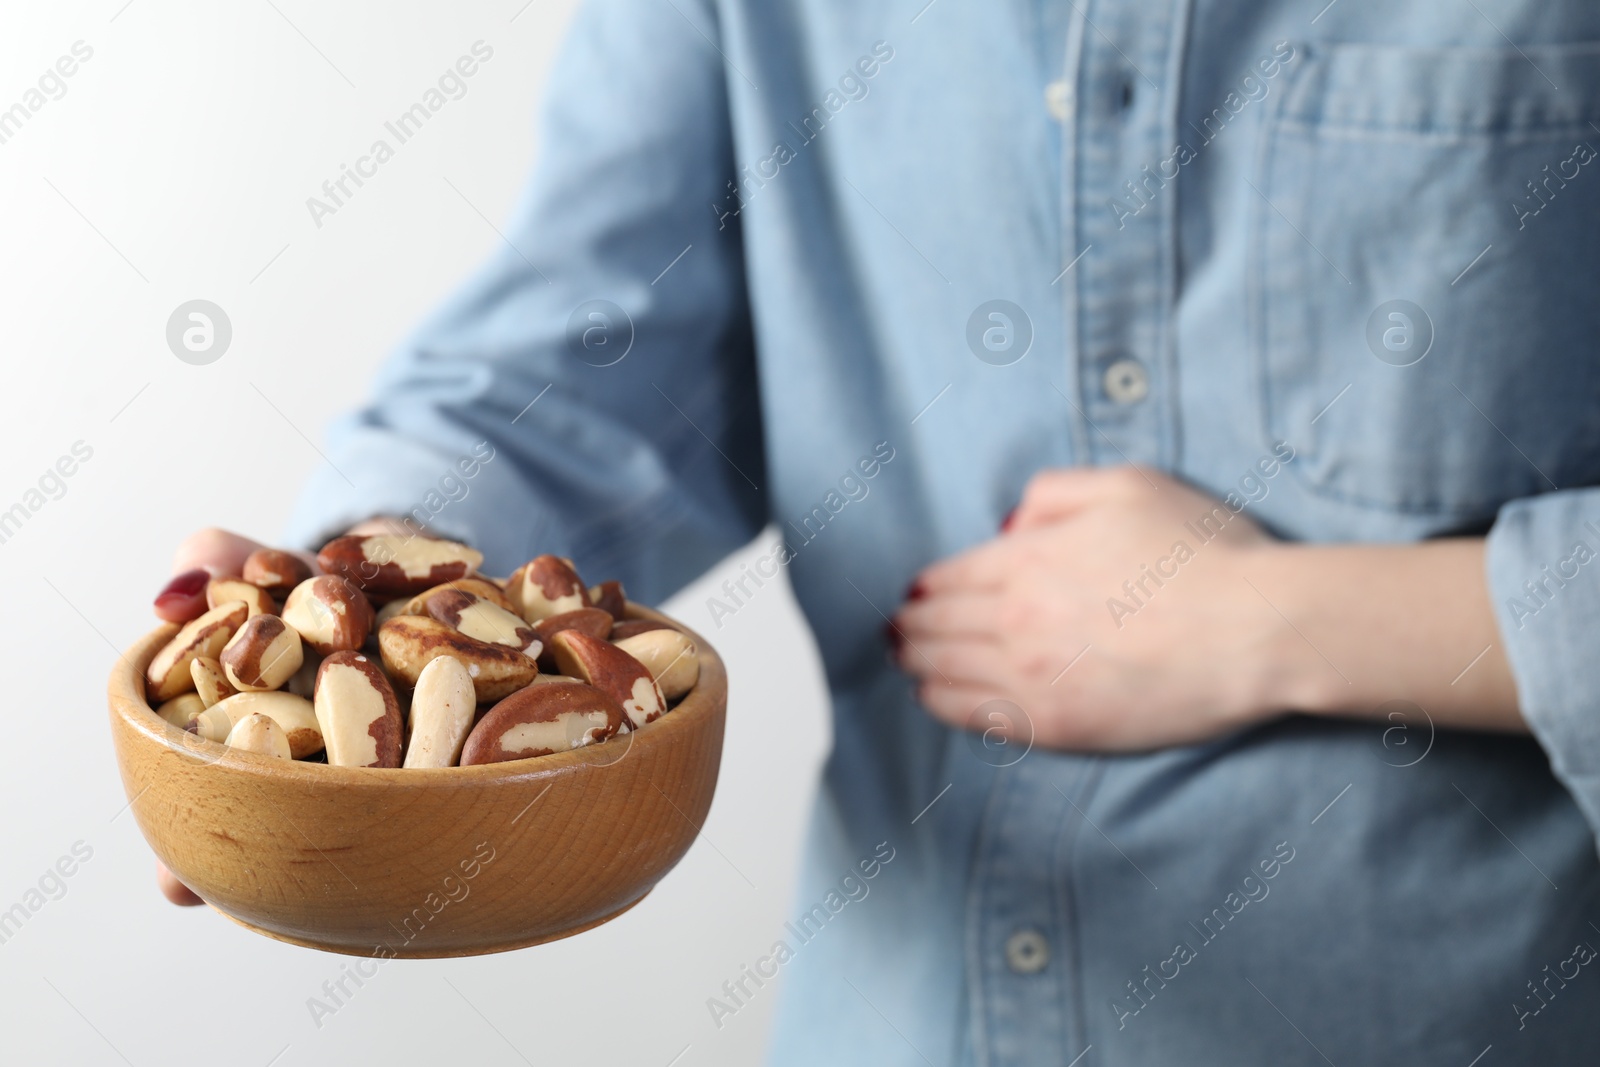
left=1252, top=538, right=1525, bottom=733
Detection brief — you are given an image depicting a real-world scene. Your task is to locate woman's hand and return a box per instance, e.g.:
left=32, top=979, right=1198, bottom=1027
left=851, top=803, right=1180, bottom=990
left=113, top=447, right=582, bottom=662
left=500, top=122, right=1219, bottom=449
left=891, top=467, right=1523, bottom=752
left=150, top=528, right=275, bottom=903
left=149, top=518, right=404, bottom=903
left=152, top=528, right=273, bottom=625
left=892, top=468, right=1285, bottom=750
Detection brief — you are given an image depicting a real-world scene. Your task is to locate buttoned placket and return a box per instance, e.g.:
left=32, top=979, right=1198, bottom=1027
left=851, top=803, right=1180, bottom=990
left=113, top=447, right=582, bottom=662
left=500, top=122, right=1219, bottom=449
left=968, top=4, right=1186, bottom=1066
left=1070, top=0, right=1184, bottom=469
left=969, top=758, right=1099, bottom=1067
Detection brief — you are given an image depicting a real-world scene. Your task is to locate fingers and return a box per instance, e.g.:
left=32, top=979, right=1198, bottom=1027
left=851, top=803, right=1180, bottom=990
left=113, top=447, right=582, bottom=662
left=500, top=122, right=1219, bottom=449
left=156, top=862, right=204, bottom=906
left=893, top=590, right=1001, bottom=640
left=151, top=568, right=213, bottom=623
left=915, top=538, right=1013, bottom=596
left=916, top=466, right=1165, bottom=595
left=172, top=527, right=265, bottom=577
left=155, top=531, right=268, bottom=906
left=152, top=528, right=267, bottom=624
left=896, top=634, right=1005, bottom=689
left=1009, top=465, right=1153, bottom=533
left=914, top=680, right=1009, bottom=728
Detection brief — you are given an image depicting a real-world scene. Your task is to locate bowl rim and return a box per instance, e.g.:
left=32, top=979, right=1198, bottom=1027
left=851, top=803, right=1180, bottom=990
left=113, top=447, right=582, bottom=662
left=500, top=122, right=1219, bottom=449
left=108, top=602, right=726, bottom=788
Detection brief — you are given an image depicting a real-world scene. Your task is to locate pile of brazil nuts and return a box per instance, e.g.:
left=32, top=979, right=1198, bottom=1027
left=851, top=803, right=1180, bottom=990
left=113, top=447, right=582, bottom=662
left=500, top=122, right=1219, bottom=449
left=143, top=534, right=700, bottom=768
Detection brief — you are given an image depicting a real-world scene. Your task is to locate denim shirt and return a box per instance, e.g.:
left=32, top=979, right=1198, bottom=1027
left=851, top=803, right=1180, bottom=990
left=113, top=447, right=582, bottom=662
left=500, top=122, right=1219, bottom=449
left=286, top=1, right=1600, bottom=1062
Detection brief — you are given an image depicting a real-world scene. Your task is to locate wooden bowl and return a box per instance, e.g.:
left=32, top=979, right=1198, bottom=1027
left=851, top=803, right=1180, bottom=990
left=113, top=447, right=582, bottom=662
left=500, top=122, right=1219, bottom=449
left=107, top=606, right=725, bottom=958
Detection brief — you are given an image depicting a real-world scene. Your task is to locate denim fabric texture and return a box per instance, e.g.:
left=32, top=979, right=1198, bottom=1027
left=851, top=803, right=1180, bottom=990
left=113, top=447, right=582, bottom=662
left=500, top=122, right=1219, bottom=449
left=285, top=1, right=1600, bottom=1062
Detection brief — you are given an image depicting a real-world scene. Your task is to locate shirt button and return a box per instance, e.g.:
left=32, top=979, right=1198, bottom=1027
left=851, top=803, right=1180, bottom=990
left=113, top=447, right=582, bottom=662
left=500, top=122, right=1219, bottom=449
left=1103, top=358, right=1149, bottom=404
left=1045, top=79, right=1073, bottom=122
left=1005, top=929, right=1050, bottom=974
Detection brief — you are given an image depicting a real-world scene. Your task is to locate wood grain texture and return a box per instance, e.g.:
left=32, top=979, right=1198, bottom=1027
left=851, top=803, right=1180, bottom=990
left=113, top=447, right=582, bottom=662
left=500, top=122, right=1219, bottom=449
left=108, top=605, right=726, bottom=958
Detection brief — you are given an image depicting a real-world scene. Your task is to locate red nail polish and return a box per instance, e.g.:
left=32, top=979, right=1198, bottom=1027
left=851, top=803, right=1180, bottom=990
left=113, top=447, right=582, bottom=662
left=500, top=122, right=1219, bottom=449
left=883, top=622, right=904, bottom=654
left=906, top=579, right=926, bottom=602
left=1000, top=506, right=1019, bottom=533
left=154, top=567, right=209, bottom=610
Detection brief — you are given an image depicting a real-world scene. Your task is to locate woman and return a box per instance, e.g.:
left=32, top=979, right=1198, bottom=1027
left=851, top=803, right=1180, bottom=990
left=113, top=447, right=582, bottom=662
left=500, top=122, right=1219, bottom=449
left=153, top=2, right=1600, bottom=1062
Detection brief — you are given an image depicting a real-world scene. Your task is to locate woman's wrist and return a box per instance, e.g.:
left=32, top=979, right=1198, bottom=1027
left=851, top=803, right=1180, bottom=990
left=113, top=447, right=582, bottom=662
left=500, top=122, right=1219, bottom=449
left=1236, top=542, right=1358, bottom=717
left=1235, top=539, right=1526, bottom=732
left=1226, top=542, right=1347, bottom=719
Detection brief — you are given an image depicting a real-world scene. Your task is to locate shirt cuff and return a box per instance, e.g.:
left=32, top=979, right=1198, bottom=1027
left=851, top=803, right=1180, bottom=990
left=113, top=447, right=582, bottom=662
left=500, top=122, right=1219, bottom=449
left=1486, top=491, right=1600, bottom=847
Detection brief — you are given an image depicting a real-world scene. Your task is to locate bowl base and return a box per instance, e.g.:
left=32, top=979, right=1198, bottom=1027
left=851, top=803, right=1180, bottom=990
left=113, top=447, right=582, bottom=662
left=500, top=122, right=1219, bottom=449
left=209, top=891, right=651, bottom=959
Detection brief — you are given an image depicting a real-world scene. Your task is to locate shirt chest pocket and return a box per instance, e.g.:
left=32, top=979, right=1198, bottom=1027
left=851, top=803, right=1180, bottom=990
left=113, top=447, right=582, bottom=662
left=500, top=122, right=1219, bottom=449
left=1252, top=42, right=1600, bottom=520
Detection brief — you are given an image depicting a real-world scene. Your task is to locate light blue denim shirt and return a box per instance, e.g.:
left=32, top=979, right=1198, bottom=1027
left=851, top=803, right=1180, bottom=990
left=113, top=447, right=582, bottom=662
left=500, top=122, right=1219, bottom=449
left=287, top=1, right=1600, bottom=1062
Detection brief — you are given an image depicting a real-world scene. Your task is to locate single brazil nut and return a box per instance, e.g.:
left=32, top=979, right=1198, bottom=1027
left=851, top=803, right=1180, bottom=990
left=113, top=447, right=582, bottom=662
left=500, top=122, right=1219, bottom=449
left=397, top=576, right=517, bottom=617
left=613, top=629, right=700, bottom=702
left=281, top=576, right=375, bottom=656
left=220, top=614, right=305, bottom=692
left=530, top=608, right=613, bottom=673
left=508, top=554, right=587, bottom=623
left=224, top=712, right=292, bottom=759
left=317, top=534, right=483, bottom=598
left=190, top=691, right=323, bottom=758
left=587, top=580, right=626, bottom=620
left=155, top=693, right=207, bottom=729
left=206, top=576, right=276, bottom=617
left=403, top=655, right=476, bottom=769
left=460, top=681, right=624, bottom=765
left=425, top=589, right=542, bottom=655
left=190, top=656, right=237, bottom=708
left=546, top=629, right=666, bottom=730
left=608, top=618, right=675, bottom=642
left=469, top=671, right=575, bottom=724
left=503, top=562, right=528, bottom=612
left=241, top=548, right=312, bottom=600
left=145, top=600, right=250, bottom=702
left=377, top=615, right=538, bottom=702
left=314, top=651, right=404, bottom=768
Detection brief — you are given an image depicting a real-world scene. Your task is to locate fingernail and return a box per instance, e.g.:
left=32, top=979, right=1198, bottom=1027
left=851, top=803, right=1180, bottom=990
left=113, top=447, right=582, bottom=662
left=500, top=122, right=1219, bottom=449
left=882, top=621, right=904, bottom=654
left=905, top=579, right=926, bottom=602
left=154, top=567, right=209, bottom=608
left=1000, top=506, right=1019, bottom=533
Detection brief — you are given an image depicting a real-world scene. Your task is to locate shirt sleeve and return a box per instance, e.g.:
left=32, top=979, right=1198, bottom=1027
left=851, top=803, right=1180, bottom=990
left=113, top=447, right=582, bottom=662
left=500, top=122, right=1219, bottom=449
left=282, top=0, right=766, bottom=607
left=1486, top=489, right=1600, bottom=844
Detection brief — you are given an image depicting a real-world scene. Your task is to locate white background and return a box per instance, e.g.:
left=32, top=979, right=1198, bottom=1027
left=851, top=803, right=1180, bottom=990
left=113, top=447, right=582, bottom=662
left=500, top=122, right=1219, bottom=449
left=0, top=3, right=830, bottom=1064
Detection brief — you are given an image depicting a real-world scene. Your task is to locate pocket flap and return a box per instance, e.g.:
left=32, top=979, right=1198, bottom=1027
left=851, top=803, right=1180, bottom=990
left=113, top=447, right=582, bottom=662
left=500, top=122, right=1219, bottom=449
left=1283, top=42, right=1600, bottom=137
